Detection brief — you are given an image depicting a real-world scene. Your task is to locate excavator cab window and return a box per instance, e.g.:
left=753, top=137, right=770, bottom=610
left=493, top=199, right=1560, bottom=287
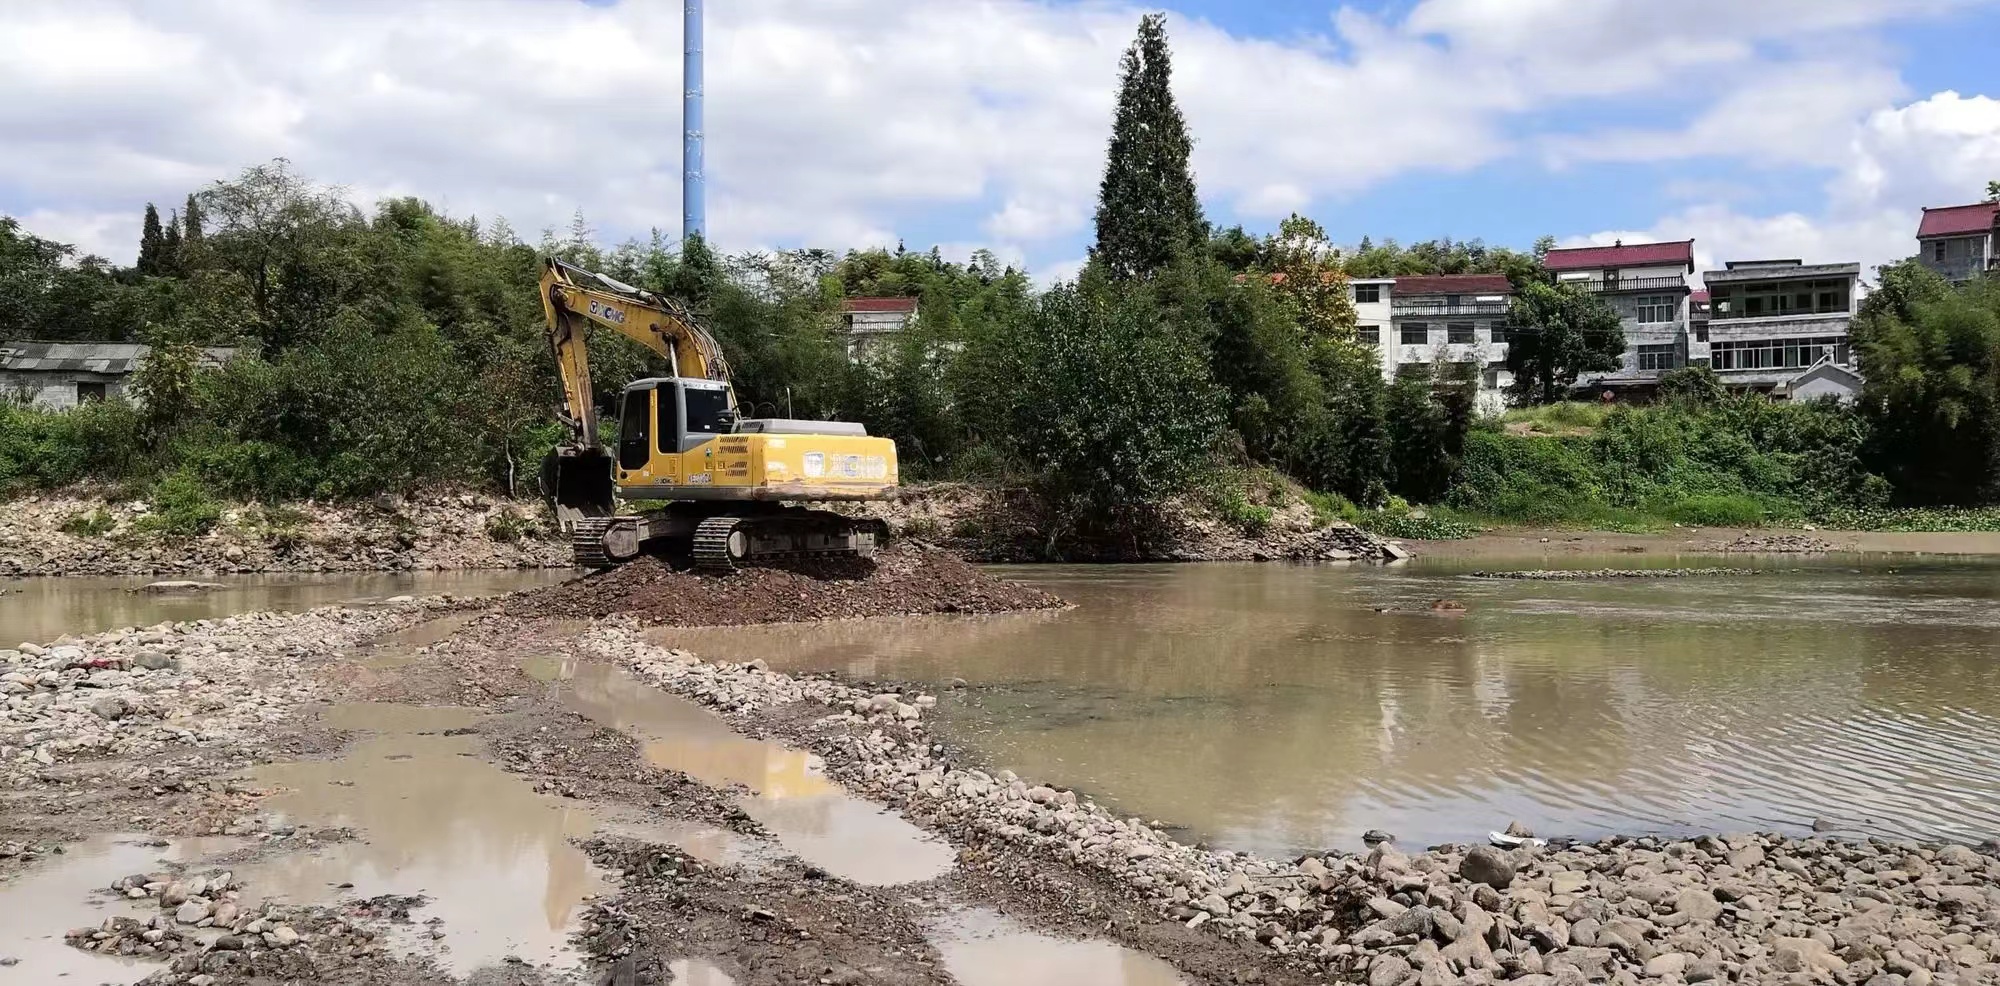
left=684, top=382, right=734, bottom=437
left=617, top=387, right=653, bottom=471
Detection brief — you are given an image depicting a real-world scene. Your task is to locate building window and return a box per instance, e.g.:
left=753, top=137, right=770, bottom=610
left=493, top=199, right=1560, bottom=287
left=1447, top=323, right=1475, bottom=344
left=1490, top=323, right=1508, bottom=344
left=1634, top=295, right=1676, bottom=323
left=1637, top=345, right=1677, bottom=371
left=1356, top=324, right=1380, bottom=346
left=1400, top=323, right=1430, bottom=346
left=1710, top=336, right=1848, bottom=372
left=76, top=381, right=107, bottom=403
left=1935, top=241, right=1948, bottom=262
left=1353, top=284, right=1381, bottom=304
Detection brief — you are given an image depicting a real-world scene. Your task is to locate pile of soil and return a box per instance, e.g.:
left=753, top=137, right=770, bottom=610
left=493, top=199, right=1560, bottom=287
left=503, top=543, right=1064, bottom=626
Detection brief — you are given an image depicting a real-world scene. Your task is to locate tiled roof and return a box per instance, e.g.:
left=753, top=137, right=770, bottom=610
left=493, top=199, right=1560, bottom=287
left=1543, top=239, right=1695, bottom=272
left=1917, top=202, right=2000, bottom=238
left=1690, top=289, right=1711, bottom=303
left=1392, top=274, right=1513, bottom=295
left=0, top=341, right=238, bottom=375
left=842, top=297, right=919, bottom=314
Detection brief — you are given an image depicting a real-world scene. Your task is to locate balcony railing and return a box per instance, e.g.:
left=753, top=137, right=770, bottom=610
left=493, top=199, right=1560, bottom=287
left=1391, top=299, right=1510, bottom=317
left=1562, top=275, right=1687, bottom=293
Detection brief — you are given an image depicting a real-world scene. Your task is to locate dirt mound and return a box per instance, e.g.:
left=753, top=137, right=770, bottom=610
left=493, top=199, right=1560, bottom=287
left=503, top=543, right=1064, bottom=626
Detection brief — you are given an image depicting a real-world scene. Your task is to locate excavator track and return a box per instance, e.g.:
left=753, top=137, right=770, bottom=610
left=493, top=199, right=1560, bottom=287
left=570, top=517, right=618, bottom=569
left=692, top=516, right=747, bottom=573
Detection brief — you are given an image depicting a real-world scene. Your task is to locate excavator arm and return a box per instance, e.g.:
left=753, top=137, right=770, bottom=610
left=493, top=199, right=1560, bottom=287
left=538, top=256, right=733, bottom=449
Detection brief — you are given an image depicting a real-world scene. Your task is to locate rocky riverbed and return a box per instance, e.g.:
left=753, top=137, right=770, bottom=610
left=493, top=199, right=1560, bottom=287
left=585, top=621, right=2000, bottom=986
left=7, top=579, right=2000, bottom=985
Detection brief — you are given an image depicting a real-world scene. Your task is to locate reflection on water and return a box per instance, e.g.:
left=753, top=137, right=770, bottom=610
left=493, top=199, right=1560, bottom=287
left=525, top=656, right=955, bottom=885
left=0, top=570, right=571, bottom=645
left=242, top=703, right=603, bottom=975
left=654, top=557, right=2000, bottom=855
left=0, top=834, right=239, bottom=985
left=929, top=906, right=1185, bottom=986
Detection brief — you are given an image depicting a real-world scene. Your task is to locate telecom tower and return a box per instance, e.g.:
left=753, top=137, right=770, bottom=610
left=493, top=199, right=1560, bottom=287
left=683, top=0, right=705, bottom=242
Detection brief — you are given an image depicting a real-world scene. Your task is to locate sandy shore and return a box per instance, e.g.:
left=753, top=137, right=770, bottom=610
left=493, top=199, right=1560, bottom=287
left=1411, top=527, right=2000, bottom=560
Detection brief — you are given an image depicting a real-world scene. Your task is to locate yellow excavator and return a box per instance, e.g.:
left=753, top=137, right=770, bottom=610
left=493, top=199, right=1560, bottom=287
left=537, top=257, right=898, bottom=570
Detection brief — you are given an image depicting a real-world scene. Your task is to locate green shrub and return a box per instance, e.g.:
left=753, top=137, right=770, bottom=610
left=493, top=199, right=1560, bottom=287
left=1301, top=489, right=1362, bottom=526
left=135, top=469, right=223, bottom=538
left=1662, top=494, right=1767, bottom=527
left=1359, top=511, right=1482, bottom=540
left=483, top=508, right=537, bottom=543
left=59, top=508, right=116, bottom=537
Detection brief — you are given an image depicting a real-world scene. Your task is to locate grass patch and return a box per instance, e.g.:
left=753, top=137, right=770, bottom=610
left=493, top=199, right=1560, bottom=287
left=1815, top=506, right=2000, bottom=533
left=59, top=508, right=116, bottom=537
left=1660, top=494, right=1768, bottom=528
left=1358, top=511, right=1482, bottom=540
left=1500, top=401, right=1613, bottom=431
left=132, top=469, right=223, bottom=539
left=483, top=508, right=538, bottom=543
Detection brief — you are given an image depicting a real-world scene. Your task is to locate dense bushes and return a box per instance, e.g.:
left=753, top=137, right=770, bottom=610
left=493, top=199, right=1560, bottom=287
left=1450, top=395, right=1886, bottom=526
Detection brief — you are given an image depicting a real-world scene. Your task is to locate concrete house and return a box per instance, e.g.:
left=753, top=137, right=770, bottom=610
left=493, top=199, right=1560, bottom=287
left=841, top=297, right=920, bottom=360
left=1543, top=239, right=1696, bottom=391
left=0, top=341, right=238, bottom=410
left=1377, top=274, right=1515, bottom=414
left=1701, top=259, right=1860, bottom=393
left=1915, top=202, right=1998, bottom=283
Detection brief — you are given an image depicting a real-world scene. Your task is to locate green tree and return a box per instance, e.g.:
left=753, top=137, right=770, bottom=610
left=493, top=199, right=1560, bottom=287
left=1505, top=280, right=1626, bottom=404
left=1986, top=179, right=1998, bottom=203
left=1013, top=279, right=1222, bottom=543
left=1089, top=13, right=1206, bottom=281
left=160, top=211, right=183, bottom=276
left=181, top=192, right=205, bottom=262
left=1855, top=271, right=2000, bottom=504
left=138, top=204, right=166, bottom=276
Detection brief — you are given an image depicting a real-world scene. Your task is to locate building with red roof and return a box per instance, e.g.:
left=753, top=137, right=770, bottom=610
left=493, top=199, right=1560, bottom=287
left=1916, top=202, right=1998, bottom=282
left=1541, top=240, right=1697, bottom=389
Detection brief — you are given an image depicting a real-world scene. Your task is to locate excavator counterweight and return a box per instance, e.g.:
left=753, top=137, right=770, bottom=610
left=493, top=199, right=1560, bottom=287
left=537, top=258, right=898, bottom=570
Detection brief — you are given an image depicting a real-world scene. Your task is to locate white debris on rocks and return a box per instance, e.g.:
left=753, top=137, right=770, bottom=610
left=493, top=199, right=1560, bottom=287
left=587, top=622, right=2000, bottom=986
left=3, top=608, right=409, bottom=781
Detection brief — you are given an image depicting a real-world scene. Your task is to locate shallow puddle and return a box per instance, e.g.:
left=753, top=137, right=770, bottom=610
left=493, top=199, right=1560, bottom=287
left=669, top=957, right=738, bottom=985
left=240, top=704, right=605, bottom=976
left=592, top=813, right=779, bottom=870
left=0, top=834, right=237, bottom=985
left=525, top=655, right=955, bottom=885
left=351, top=612, right=481, bottom=669
left=928, top=905, right=1185, bottom=986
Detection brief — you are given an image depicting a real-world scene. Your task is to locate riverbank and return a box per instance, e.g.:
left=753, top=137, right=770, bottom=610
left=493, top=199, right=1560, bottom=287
left=0, top=491, right=569, bottom=577
left=7, top=586, right=2000, bottom=985
left=1412, top=526, right=2000, bottom=560
left=1, top=483, right=1404, bottom=578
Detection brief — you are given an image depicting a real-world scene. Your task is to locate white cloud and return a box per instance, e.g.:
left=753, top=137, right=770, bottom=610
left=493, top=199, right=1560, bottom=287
left=1565, top=90, right=2000, bottom=282
left=0, top=0, right=1990, bottom=270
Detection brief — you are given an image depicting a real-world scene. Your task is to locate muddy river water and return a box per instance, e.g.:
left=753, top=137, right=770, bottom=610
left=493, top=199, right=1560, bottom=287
left=650, top=555, right=2000, bottom=856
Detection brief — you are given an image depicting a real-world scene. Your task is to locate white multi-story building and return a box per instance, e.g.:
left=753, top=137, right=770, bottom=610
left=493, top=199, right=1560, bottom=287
left=1702, top=259, right=1860, bottom=397
left=1542, top=239, right=1696, bottom=391
left=1350, top=275, right=1514, bottom=414
left=1915, top=202, right=1998, bottom=283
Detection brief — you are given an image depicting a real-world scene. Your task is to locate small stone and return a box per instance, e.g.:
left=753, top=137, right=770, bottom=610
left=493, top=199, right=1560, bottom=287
left=174, top=899, right=211, bottom=924
left=1369, top=953, right=1413, bottom=986
left=90, top=695, right=129, bottom=720
left=271, top=925, right=299, bottom=946
left=1675, top=887, right=1723, bottom=922
left=1363, top=829, right=1396, bottom=846
left=1644, top=953, right=1689, bottom=977
left=1460, top=845, right=1516, bottom=889
left=1549, top=871, right=1588, bottom=895
left=1505, top=820, right=1535, bottom=839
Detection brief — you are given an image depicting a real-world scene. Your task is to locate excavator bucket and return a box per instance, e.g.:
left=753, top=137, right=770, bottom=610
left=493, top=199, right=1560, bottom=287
left=539, top=447, right=617, bottom=528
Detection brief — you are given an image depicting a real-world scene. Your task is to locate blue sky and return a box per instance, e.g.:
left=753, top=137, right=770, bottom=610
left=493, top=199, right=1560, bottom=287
left=2, top=0, right=1997, bottom=282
